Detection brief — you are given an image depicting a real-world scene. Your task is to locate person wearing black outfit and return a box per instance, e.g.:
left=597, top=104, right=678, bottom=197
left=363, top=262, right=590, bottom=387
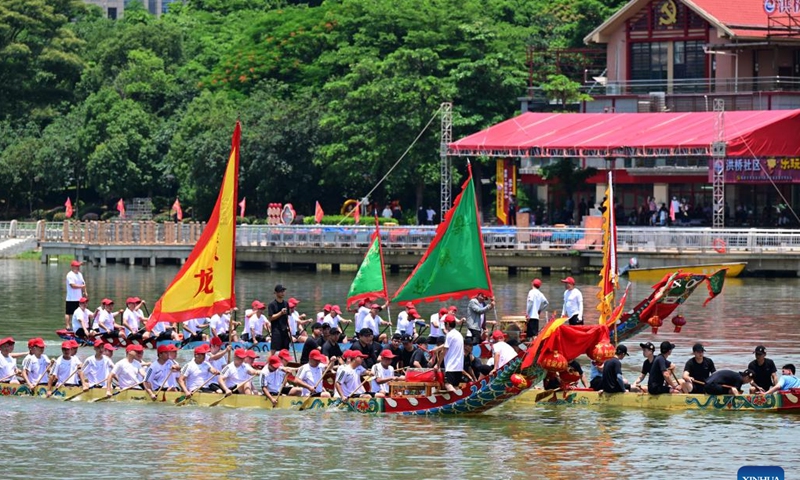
left=683, top=343, right=716, bottom=393
left=632, top=342, right=655, bottom=392
left=747, top=345, right=778, bottom=393
left=387, top=333, right=403, bottom=369
left=348, top=328, right=381, bottom=369
left=648, top=341, right=689, bottom=394
left=268, top=284, right=290, bottom=356
left=322, top=327, right=344, bottom=362
left=600, top=344, right=630, bottom=393
left=300, top=323, right=323, bottom=364
left=703, top=369, right=754, bottom=395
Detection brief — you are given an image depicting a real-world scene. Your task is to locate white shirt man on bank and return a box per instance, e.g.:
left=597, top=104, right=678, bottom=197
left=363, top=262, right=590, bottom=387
left=560, top=277, right=583, bottom=325
left=526, top=278, right=549, bottom=338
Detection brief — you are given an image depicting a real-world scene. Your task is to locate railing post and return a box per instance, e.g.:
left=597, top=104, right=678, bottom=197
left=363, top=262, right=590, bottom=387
left=9, top=219, right=17, bottom=238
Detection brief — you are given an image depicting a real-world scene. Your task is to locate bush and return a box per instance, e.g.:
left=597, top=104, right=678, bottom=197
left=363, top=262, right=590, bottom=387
left=52, top=212, right=66, bottom=222
left=45, top=206, right=64, bottom=221
left=100, top=211, right=118, bottom=221
left=152, top=213, right=173, bottom=223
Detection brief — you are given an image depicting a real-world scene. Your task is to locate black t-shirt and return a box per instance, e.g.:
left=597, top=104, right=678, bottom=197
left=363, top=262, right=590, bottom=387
left=684, top=357, right=716, bottom=390
left=300, top=336, right=319, bottom=364
left=349, top=340, right=379, bottom=369
left=388, top=345, right=402, bottom=369
left=648, top=355, right=672, bottom=392
left=399, top=347, right=415, bottom=369
left=600, top=357, right=625, bottom=393
left=705, top=369, right=744, bottom=391
left=409, top=348, right=428, bottom=369
left=268, top=300, right=289, bottom=333
left=641, top=358, right=653, bottom=377
left=322, top=340, right=343, bottom=360
left=316, top=336, right=326, bottom=349
left=569, top=360, right=583, bottom=376
left=748, top=358, right=777, bottom=391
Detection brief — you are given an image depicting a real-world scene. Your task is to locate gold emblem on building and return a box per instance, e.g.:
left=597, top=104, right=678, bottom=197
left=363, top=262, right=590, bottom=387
left=659, top=0, right=677, bottom=25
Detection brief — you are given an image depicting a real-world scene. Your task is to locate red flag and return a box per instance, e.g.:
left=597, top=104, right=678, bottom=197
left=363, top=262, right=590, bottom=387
left=172, top=198, right=183, bottom=221
left=238, top=197, right=246, bottom=218
left=314, top=201, right=324, bottom=223
left=669, top=200, right=675, bottom=222
left=353, top=201, right=360, bottom=224
left=65, top=198, right=73, bottom=219
left=116, top=198, right=125, bottom=219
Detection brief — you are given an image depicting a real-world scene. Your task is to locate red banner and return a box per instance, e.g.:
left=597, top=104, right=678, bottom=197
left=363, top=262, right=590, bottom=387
left=708, top=157, right=800, bottom=183
left=495, top=159, right=516, bottom=225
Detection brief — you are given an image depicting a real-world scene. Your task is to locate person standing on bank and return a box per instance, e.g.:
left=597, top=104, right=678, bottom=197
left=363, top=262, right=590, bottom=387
left=466, top=293, right=495, bottom=345
left=268, top=285, right=291, bottom=357
left=560, top=277, right=583, bottom=325
left=682, top=343, right=716, bottom=393
left=65, top=260, right=87, bottom=330
left=525, top=279, right=548, bottom=339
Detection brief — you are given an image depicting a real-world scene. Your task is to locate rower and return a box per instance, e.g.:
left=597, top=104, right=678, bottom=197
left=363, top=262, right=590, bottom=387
left=353, top=300, right=370, bottom=334
left=363, top=304, right=391, bottom=343
left=150, top=319, right=180, bottom=343
left=335, top=350, right=369, bottom=399
left=182, top=317, right=209, bottom=344
left=428, top=307, right=447, bottom=345
left=703, top=369, right=754, bottom=395
left=398, top=335, right=427, bottom=370
left=317, top=304, right=332, bottom=323
left=122, top=297, right=149, bottom=345
left=209, top=309, right=238, bottom=343
left=632, top=342, right=655, bottom=393
left=764, top=364, right=800, bottom=394
left=220, top=349, right=259, bottom=395
left=71, top=297, right=97, bottom=341
left=300, top=323, right=323, bottom=364
left=144, top=344, right=180, bottom=399
left=348, top=328, right=380, bottom=369
left=82, top=339, right=116, bottom=389
left=47, top=340, right=83, bottom=396
left=294, top=350, right=331, bottom=398
left=261, top=355, right=294, bottom=405
left=395, top=308, right=419, bottom=339
left=331, top=305, right=352, bottom=341
left=277, top=349, right=293, bottom=367
left=21, top=338, right=50, bottom=390
left=396, top=302, right=413, bottom=336
left=489, top=330, right=517, bottom=373
left=179, top=344, right=221, bottom=396
left=105, top=344, right=146, bottom=396
left=0, top=337, right=20, bottom=384
left=322, top=327, right=344, bottom=364
left=648, top=341, right=690, bottom=395
left=682, top=343, right=716, bottom=394
left=747, top=345, right=778, bottom=393
left=287, top=297, right=308, bottom=343
left=386, top=334, right=403, bottom=369
left=243, top=301, right=268, bottom=343
left=206, top=336, right=229, bottom=381
left=95, top=298, right=126, bottom=345
left=371, top=349, right=403, bottom=398
left=599, top=344, right=630, bottom=394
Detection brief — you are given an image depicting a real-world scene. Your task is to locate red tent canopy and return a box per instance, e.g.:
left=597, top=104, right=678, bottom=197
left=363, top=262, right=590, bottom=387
left=448, top=110, right=800, bottom=159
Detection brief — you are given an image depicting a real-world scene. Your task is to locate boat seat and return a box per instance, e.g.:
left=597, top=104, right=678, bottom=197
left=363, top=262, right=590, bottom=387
left=389, top=381, right=441, bottom=397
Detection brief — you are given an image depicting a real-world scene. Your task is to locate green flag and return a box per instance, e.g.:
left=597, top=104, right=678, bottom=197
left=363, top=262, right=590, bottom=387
left=346, top=229, right=388, bottom=308
left=392, top=164, right=493, bottom=304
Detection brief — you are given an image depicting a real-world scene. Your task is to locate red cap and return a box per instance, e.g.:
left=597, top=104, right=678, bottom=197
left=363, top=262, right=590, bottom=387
left=278, top=349, right=292, bottom=361
left=234, top=348, right=248, bottom=359
left=101, top=298, right=114, bottom=305
left=344, top=350, right=367, bottom=359
left=126, top=297, right=137, bottom=304
left=251, top=300, right=261, bottom=307
left=164, top=344, right=178, bottom=352
left=156, top=345, right=172, bottom=354
left=103, top=343, right=117, bottom=352
left=323, top=304, right=332, bottom=312
left=380, top=349, right=396, bottom=359
left=288, top=298, right=299, bottom=308
left=332, top=305, right=342, bottom=314
left=61, top=340, right=72, bottom=349
left=309, top=350, right=328, bottom=363
left=93, top=339, right=105, bottom=348
left=448, top=306, right=457, bottom=312
left=246, top=350, right=257, bottom=359
left=358, top=299, right=367, bottom=307
left=0, top=337, right=16, bottom=346
left=126, top=344, right=144, bottom=353
left=532, top=278, right=542, bottom=288
left=28, top=338, right=45, bottom=348
left=210, top=337, right=223, bottom=346
left=405, top=302, right=414, bottom=309
left=253, top=301, right=265, bottom=310
left=268, top=355, right=282, bottom=368
left=370, top=304, right=382, bottom=310
left=194, top=344, right=210, bottom=355
left=78, top=297, right=89, bottom=303
left=70, top=260, right=82, bottom=267
left=68, top=340, right=80, bottom=349
left=408, top=310, right=421, bottom=319
left=561, top=277, right=576, bottom=285
left=439, top=307, right=448, bottom=315
left=443, top=314, right=457, bottom=324
left=132, top=297, right=141, bottom=303
left=491, top=330, right=506, bottom=341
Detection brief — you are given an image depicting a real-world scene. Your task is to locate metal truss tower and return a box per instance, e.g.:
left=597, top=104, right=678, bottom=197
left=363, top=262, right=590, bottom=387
left=440, top=102, right=453, bottom=219
left=712, top=99, right=726, bottom=229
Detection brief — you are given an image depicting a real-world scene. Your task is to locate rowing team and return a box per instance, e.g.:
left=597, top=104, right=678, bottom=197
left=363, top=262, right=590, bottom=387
left=546, top=340, right=800, bottom=396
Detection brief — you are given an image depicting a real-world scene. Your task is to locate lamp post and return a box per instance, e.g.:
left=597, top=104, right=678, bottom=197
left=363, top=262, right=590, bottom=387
left=704, top=48, right=739, bottom=93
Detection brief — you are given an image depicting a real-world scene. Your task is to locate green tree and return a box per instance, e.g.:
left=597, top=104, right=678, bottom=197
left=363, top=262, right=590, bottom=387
left=541, top=74, right=593, bottom=107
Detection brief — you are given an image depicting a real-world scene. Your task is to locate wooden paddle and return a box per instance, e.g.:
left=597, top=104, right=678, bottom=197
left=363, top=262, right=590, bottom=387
left=534, top=388, right=560, bottom=402
left=150, top=370, right=172, bottom=401
left=209, top=374, right=257, bottom=407
left=92, top=381, right=144, bottom=403
left=47, top=367, right=80, bottom=398
left=175, top=374, right=217, bottom=406
left=298, top=361, right=335, bottom=411
left=0, top=372, right=18, bottom=384
left=28, top=361, right=54, bottom=395
left=63, top=382, right=99, bottom=401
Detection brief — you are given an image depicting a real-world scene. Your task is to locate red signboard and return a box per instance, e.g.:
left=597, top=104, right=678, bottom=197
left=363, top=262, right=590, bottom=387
left=707, top=158, right=800, bottom=184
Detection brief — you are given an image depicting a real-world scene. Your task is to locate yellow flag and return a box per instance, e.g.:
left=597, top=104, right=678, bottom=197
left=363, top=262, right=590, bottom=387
left=146, top=122, right=240, bottom=328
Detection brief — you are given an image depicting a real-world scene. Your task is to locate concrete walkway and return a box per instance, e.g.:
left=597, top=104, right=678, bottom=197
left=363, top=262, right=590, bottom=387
left=0, top=238, right=37, bottom=258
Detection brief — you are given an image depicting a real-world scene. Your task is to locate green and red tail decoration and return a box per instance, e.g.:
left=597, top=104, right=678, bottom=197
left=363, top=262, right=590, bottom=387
left=346, top=218, right=389, bottom=308
left=392, top=163, right=493, bottom=305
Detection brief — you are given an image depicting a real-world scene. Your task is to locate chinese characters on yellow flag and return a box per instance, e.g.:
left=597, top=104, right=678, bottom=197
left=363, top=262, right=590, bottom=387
left=145, top=122, right=240, bottom=330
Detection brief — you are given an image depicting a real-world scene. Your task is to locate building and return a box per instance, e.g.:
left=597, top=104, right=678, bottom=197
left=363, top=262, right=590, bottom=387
left=83, top=0, right=182, bottom=19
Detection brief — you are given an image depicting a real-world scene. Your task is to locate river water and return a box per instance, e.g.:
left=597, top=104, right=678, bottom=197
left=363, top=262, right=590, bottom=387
left=0, top=259, right=798, bottom=479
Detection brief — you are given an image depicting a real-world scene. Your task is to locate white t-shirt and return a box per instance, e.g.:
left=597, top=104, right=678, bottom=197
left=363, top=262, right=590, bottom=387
left=53, top=355, right=82, bottom=385
left=0, top=353, right=17, bottom=379
left=249, top=314, right=267, bottom=337
left=209, top=314, right=230, bottom=335
left=370, top=363, right=394, bottom=394
left=72, top=307, right=91, bottom=332
left=354, top=306, right=370, bottom=333
left=123, top=308, right=143, bottom=335
left=22, top=354, right=50, bottom=383
left=396, top=317, right=413, bottom=336
left=396, top=311, right=408, bottom=331
left=111, top=358, right=142, bottom=388
left=335, top=364, right=363, bottom=398
left=526, top=288, right=549, bottom=319
left=364, top=314, right=382, bottom=336
left=562, top=288, right=583, bottom=320
left=444, top=329, right=464, bottom=372
left=150, top=321, right=167, bottom=335
left=295, top=363, right=324, bottom=395
left=322, top=314, right=339, bottom=329
left=316, top=311, right=326, bottom=322
left=95, top=310, right=115, bottom=333
left=429, top=313, right=442, bottom=337
left=82, top=354, right=115, bottom=387
left=492, top=341, right=517, bottom=369
left=221, top=361, right=252, bottom=388
left=181, top=360, right=213, bottom=391
left=289, top=311, right=300, bottom=335
left=145, top=359, right=176, bottom=389
left=65, top=271, right=85, bottom=301
left=260, top=367, right=286, bottom=393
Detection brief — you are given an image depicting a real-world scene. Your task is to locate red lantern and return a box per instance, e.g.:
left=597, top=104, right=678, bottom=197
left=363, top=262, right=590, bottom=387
left=587, top=341, right=615, bottom=363
left=510, top=374, right=528, bottom=389
left=672, top=315, right=686, bottom=333
left=647, top=316, right=663, bottom=334
left=538, top=350, right=569, bottom=373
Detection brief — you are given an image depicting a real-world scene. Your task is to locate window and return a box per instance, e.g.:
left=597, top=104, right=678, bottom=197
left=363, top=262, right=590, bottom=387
left=631, top=42, right=669, bottom=81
